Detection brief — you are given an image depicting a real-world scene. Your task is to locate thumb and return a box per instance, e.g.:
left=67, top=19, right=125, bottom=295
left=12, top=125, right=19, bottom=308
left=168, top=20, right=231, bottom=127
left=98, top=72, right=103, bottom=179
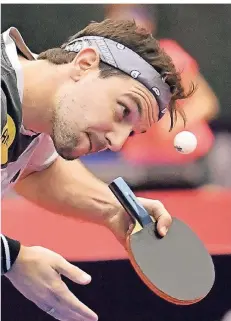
left=156, top=215, right=170, bottom=237
left=55, top=256, right=92, bottom=285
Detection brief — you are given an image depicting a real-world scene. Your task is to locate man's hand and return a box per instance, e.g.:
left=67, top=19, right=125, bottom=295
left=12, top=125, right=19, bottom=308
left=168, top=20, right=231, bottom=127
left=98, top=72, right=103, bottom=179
left=5, top=246, right=98, bottom=321
left=106, top=197, right=172, bottom=246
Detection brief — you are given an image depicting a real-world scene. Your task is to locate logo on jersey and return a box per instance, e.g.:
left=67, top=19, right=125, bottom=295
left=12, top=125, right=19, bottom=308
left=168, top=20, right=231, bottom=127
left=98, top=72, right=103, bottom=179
left=1, top=114, right=16, bottom=165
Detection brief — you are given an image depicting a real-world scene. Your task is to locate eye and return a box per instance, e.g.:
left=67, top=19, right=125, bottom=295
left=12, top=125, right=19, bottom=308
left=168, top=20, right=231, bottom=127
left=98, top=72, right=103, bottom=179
left=123, top=106, right=131, bottom=118
left=118, top=102, right=131, bottom=119
left=129, top=131, right=135, bottom=137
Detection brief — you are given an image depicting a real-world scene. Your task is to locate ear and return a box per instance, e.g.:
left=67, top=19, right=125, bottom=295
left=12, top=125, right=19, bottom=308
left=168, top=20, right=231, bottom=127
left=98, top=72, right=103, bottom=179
left=70, top=47, right=101, bottom=81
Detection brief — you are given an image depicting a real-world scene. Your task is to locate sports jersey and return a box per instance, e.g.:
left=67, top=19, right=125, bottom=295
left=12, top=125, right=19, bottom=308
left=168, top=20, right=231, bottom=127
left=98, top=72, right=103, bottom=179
left=1, top=27, right=58, bottom=198
left=1, top=27, right=58, bottom=273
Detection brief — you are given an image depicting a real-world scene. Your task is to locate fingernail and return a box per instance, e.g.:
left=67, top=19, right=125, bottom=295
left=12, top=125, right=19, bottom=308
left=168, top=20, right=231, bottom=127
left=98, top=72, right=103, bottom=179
left=91, top=314, right=98, bottom=321
left=90, top=314, right=98, bottom=321
left=81, top=274, right=91, bottom=283
left=160, top=226, right=167, bottom=236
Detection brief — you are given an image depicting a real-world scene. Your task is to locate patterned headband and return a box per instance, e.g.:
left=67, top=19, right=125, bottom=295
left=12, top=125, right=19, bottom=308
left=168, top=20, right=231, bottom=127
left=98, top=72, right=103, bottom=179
left=64, top=36, right=171, bottom=120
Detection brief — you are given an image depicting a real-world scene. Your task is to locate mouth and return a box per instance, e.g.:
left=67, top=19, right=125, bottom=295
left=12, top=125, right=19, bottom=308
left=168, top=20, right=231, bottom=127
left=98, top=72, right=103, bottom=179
left=86, top=132, right=93, bottom=153
left=86, top=132, right=107, bottom=153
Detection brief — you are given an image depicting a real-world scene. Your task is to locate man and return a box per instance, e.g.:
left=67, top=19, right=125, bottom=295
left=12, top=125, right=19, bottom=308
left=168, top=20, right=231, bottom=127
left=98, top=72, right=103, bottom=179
left=1, top=19, right=191, bottom=321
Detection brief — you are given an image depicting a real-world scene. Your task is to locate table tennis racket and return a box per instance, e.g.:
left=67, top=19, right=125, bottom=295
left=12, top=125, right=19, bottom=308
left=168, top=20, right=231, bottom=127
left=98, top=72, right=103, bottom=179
left=109, top=177, right=215, bottom=305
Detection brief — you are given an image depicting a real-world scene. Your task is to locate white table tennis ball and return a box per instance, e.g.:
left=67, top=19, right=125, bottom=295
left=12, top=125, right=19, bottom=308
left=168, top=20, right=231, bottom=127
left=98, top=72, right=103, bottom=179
left=174, top=131, right=197, bottom=154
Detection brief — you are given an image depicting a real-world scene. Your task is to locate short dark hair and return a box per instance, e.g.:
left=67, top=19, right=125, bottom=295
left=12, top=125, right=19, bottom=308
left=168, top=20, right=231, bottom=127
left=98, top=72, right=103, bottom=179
left=38, top=19, right=195, bottom=130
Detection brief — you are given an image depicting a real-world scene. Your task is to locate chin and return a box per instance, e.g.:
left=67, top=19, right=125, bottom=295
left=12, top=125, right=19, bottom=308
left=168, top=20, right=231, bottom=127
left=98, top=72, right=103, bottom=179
left=61, top=154, right=79, bottom=161
left=58, top=151, right=79, bottom=161
left=51, top=132, right=91, bottom=160
left=58, top=146, right=93, bottom=160
left=54, top=146, right=78, bottom=161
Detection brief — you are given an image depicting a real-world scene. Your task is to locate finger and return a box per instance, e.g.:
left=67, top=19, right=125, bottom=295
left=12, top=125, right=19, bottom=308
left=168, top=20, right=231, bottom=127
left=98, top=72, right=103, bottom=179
left=51, top=282, right=98, bottom=321
left=50, top=309, right=95, bottom=321
left=55, top=257, right=91, bottom=285
left=62, top=310, right=98, bottom=321
left=156, top=213, right=172, bottom=237
left=68, top=298, right=98, bottom=321
left=138, top=198, right=172, bottom=236
left=35, top=301, right=61, bottom=320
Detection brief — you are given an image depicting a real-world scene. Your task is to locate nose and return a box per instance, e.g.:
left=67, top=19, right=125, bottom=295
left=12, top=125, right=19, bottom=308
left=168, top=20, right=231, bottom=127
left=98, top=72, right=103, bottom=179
left=105, top=125, right=132, bottom=152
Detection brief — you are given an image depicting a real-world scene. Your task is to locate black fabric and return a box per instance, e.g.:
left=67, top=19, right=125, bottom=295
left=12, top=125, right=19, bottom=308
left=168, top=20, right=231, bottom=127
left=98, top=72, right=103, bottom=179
left=1, top=235, right=21, bottom=275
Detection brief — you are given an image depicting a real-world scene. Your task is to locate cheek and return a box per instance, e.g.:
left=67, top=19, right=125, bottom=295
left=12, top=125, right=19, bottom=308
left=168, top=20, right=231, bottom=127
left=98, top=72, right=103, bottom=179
left=56, top=94, right=83, bottom=131
left=56, top=83, right=76, bottom=112
left=58, top=78, right=116, bottom=131
left=85, top=99, right=115, bottom=130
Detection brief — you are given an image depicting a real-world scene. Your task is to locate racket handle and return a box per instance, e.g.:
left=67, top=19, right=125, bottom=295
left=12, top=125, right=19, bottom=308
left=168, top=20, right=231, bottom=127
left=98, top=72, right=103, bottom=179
left=109, top=177, right=153, bottom=227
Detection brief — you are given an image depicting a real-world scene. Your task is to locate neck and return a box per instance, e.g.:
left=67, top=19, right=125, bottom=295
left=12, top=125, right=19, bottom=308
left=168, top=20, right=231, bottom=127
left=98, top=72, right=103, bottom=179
left=19, top=56, right=62, bottom=135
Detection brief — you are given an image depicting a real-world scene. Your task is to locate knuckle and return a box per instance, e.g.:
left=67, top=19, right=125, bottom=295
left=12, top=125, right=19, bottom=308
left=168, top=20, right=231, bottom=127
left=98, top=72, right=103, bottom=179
left=55, top=253, right=64, bottom=262
left=165, top=214, right=172, bottom=224
left=153, top=200, right=164, bottom=209
left=35, top=301, right=45, bottom=310
left=163, top=211, right=172, bottom=221
left=36, top=302, right=53, bottom=313
left=34, top=296, right=61, bottom=319
left=49, top=281, right=64, bottom=296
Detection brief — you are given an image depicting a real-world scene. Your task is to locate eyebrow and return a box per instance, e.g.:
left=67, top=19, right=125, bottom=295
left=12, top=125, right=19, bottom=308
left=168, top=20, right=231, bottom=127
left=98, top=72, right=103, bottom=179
left=124, top=93, right=143, bottom=119
left=124, top=93, right=149, bottom=134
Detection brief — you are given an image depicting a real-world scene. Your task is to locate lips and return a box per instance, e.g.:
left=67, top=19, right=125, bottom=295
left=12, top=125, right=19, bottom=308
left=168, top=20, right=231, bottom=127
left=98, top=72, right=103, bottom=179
left=86, top=132, right=93, bottom=153
left=87, top=132, right=107, bottom=153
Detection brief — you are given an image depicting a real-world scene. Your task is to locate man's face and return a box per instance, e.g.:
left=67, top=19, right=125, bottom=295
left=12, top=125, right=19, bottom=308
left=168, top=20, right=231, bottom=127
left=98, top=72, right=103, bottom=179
left=51, top=49, right=159, bottom=160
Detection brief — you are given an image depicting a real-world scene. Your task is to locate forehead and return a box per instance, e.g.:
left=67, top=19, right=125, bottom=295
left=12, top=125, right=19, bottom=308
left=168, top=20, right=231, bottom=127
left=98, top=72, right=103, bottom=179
left=116, top=76, right=160, bottom=130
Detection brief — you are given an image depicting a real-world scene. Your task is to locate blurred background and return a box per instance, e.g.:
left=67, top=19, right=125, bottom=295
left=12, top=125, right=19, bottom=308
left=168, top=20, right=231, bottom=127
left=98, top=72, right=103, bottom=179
left=1, top=4, right=231, bottom=321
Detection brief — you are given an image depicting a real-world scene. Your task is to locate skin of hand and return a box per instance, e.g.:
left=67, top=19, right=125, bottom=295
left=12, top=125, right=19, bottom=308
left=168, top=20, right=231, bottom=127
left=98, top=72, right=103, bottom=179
left=106, top=197, right=172, bottom=246
left=5, top=245, right=98, bottom=321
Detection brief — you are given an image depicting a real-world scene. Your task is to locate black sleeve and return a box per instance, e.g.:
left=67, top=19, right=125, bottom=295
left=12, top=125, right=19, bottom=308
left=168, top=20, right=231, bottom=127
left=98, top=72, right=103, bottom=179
left=1, top=234, right=21, bottom=275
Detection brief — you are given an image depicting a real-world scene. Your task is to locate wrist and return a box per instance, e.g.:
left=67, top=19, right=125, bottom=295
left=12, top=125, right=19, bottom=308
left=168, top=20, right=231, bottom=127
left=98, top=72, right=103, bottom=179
left=97, top=195, right=122, bottom=227
left=5, top=245, right=32, bottom=279
left=86, top=180, right=122, bottom=225
left=1, top=236, right=21, bottom=275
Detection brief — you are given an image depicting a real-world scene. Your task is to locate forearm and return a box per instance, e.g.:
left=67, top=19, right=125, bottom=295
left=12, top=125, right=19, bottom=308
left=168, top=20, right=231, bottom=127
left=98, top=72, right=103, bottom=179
left=14, top=157, right=121, bottom=227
